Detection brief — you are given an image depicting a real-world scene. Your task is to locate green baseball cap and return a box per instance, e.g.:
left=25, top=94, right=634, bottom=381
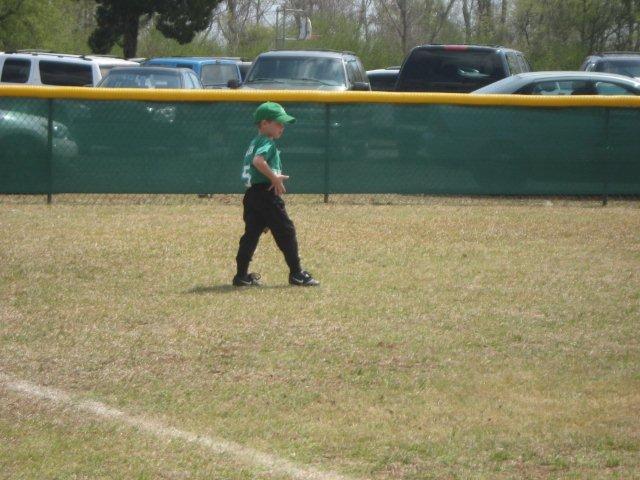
left=254, top=102, right=296, bottom=124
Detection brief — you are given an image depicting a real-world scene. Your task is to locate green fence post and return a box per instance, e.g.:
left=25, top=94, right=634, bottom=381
left=46, top=98, right=53, bottom=205
left=602, top=108, right=610, bottom=207
left=323, top=103, right=330, bottom=204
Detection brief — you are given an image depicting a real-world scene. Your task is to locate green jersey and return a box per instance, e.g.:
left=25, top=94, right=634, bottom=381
left=241, top=134, right=282, bottom=187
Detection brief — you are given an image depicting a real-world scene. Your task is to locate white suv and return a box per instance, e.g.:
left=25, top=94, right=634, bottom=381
left=0, top=52, right=138, bottom=87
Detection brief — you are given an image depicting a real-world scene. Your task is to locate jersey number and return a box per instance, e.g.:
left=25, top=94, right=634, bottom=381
left=241, top=165, right=251, bottom=187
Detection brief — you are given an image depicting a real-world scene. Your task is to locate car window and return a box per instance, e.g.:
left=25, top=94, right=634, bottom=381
left=146, top=61, right=177, bottom=68
left=506, top=52, right=520, bottom=75
left=246, top=57, right=346, bottom=86
left=1, top=58, right=31, bottom=83
left=355, top=59, right=367, bottom=82
left=528, top=80, right=595, bottom=95
left=239, top=63, right=251, bottom=81
left=201, top=64, right=238, bottom=86
left=99, top=65, right=116, bottom=78
left=517, top=54, right=530, bottom=72
left=190, top=72, right=201, bottom=88
left=148, top=74, right=181, bottom=88
left=182, top=73, right=193, bottom=88
left=177, top=63, right=196, bottom=71
left=345, top=60, right=361, bottom=84
left=594, top=81, right=635, bottom=95
left=99, top=71, right=181, bottom=88
left=39, top=61, right=93, bottom=86
left=188, top=72, right=201, bottom=88
left=397, top=49, right=504, bottom=92
left=599, top=60, right=640, bottom=78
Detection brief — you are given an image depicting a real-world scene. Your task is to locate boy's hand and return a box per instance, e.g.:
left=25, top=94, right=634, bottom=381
left=269, top=174, right=289, bottom=196
left=252, top=156, right=289, bottom=196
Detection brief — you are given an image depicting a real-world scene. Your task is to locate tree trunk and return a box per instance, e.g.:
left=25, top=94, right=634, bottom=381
left=477, top=0, right=492, bottom=39
left=429, top=0, right=457, bottom=42
left=398, top=0, right=409, bottom=53
left=226, top=0, right=239, bottom=52
left=501, top=0, right=507, bottom=26
left=122, top=10, right=139, bottom=58
left=359, top=0, right=370, bottom=42
left=462, top=0, right=471, bottom=43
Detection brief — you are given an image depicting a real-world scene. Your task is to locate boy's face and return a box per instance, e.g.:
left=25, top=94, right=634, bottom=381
left=260, top=120, right=285, bottom=139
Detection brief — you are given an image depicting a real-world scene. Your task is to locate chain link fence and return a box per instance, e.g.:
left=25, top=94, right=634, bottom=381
left=1, top=93, right=639, bottom=202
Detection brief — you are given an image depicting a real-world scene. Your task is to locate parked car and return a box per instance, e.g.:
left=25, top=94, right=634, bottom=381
left=0, top=108, right=78, bottom=158
left=580, top=52, right=640, bottom=80
left=237, top=61, right=252, bottom=81
left=395, top=44, right=531, bottom=93
left=367, top=67, right=399, bottom=91
left=143, top=57, right=242, bottom=88
left=393, top=70, right=640, bottom=193
left=73, top=66, right=206, bottom=162
left=472, top=71, right=640, bottom=95
left=97, top=67, right=203, bottom=89
left=0, top=52, right=138, bottom=87
left=242, top=50, right=370, bottom=91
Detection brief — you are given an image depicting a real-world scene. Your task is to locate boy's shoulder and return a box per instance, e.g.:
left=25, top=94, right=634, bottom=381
left=252, top=134, right=274, bottom=146
left=251, top=134, right=275, bottom=154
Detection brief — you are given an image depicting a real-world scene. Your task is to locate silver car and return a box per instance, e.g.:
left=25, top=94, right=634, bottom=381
left=97, top=67, right=203, bottom=89
left=473, top=71, right=640, bottom=95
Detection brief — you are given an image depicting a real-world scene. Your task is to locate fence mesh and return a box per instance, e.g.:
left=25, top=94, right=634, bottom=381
left=1, top=95, right=639, bottom=196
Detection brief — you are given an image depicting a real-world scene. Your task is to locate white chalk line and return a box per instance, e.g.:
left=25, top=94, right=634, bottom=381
left=0, top=373, right=359, bottom=480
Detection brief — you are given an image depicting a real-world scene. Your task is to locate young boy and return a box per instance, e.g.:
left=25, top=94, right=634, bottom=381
left=233, top=102, right=319, bottom=287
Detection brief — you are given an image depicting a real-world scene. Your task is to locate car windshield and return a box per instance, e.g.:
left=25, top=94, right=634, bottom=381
left=99, top=71, right=181, bottom=88
left=99, top=65, right=126, bottom=78
left=398, top=49, right=504, bottom=92
left=246, top=57, right=345, bottom=86
left=599, top=60, right=640, bottom=78
left=201, top=64, right=238, bottom=86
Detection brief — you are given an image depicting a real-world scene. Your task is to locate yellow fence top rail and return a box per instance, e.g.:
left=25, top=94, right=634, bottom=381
left=2, top=85, right=640, bottom=108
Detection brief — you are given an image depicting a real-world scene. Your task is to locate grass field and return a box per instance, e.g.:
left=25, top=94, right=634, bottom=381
left=1, top=196, right=639, bottom=479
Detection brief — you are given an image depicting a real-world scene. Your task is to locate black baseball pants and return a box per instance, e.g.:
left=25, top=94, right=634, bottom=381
left=236, top=183, right=301, bottom=276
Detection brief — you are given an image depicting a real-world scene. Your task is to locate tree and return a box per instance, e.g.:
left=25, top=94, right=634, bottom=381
left=88, top=0, right=224, bottom=58
left=213, top=0, right=278, bottom=54
left=0, top=0, right=39, bottom=50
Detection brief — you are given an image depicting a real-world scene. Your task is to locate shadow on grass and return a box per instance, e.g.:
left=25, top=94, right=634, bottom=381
left=185, top=284, right=291, bottom=294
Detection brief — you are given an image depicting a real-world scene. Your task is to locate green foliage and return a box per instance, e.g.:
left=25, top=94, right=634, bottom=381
left=511, top=0, right=640, bottom=69
left=235, top=25, right=276, bottom=60
left=137, top=28, right=221, bottom=59
left=0, top=0, right=96, bottom=55
left=88, top=0, right=223, bottom=57
left=277, top=13, right=403, bottom=70
left=0, top=0, right=58, bottom=51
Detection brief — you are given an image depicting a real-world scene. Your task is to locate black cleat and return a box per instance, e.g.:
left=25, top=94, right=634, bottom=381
left=289, top=270, right=320, bottom=287
left=232, top=272, right=262, bottom=287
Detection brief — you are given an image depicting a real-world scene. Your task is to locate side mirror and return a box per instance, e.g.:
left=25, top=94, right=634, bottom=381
left=351, top=82, right=371, bottom=91
left=227, top=79, right=241, bottom=89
